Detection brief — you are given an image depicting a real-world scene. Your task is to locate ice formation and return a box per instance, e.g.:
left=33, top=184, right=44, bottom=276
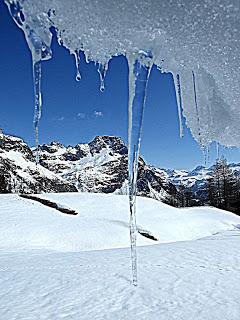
left=5, top=0, right=240, bottom=147
left=173, top=74, right=184, bottom=138
left=73, top=50, right=81, bottom=82
left=128, top=51, right=153, bottom=285
left=5, top=0, right=240, bottom=285
left=5, top=0, right=52, bottom=163
left=97, top=63, right=108, bottom=92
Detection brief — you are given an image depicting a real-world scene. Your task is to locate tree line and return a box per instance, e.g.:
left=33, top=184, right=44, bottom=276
left=207, top=158, right=240, bottom=213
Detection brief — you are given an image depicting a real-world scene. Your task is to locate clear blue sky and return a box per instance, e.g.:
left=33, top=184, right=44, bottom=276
left=0, top=1, right=239, bottom=170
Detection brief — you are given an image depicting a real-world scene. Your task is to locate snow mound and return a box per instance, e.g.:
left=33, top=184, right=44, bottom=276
left=1, top=193, right=240, bottom=252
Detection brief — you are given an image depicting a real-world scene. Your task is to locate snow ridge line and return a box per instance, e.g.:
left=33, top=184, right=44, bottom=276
left=19, top=194, right=79, bottom=215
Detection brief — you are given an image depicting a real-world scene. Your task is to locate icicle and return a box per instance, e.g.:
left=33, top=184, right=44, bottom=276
left=73, top=50, right=81, bottom=81
left=6, top=0, right=52, bottom=164
left=128, top=50, right=153, bottom=286
left=33, top=60, right=42, bottom=165
left=29, top=29, right=48, bottom=165
left=97, top=63, right=108, bottom=92
left=192, top=71, right=202, bottom=146
left=174, top=74, right=184, bottom=138
left=5, top=0, right=52, bottom=165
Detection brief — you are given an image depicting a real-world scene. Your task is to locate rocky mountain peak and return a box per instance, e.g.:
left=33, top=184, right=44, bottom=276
left=88, top=135, right=128, bottom=156
left=39, top=141, right=65, bottom=154
left=0, top=134, right=34, bottom=162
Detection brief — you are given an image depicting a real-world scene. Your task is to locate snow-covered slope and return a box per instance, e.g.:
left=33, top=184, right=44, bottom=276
left=1, top=193, right=240, bottom=320
left=1, top=193, right=239, bottom=251
left=2, top=232, right=240, bottom=320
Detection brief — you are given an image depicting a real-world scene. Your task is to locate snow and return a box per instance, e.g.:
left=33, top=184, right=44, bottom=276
left=2, top=234, right=240, bottom=320
left=1, top=193, right=240, bottom=319
left=5, top=0, right=240, bottom=148
left=2, top=192, right=239, bottom=251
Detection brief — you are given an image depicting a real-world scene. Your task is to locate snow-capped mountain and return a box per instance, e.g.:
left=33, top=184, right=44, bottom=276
left=165, top=163, right=240, bottom=203
left=0, top=134, right=77, bottom=193
left=163, top=165, right=213, bottom=203
left=0, top=134, right=178, bottom=205
left=37, top=136, right=178, bottom=205
left=2, top=132, right=238, bottom=206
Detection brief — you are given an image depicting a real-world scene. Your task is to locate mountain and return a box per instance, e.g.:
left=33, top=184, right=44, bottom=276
left=0, top=133, right=178, bottom=205
left=2, top=132, right=238, bottom=207
left=0, top=134, right=77, bottom=193
left=165, top=163, right=240, bottom=204
left=37, top=136, right=179, bottom=205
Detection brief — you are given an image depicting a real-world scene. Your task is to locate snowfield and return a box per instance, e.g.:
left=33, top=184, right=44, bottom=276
left=1, top=193, right=240, bottom=319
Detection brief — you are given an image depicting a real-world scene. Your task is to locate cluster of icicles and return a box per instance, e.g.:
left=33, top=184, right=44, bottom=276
left=6, top=0, right=197, bottom=287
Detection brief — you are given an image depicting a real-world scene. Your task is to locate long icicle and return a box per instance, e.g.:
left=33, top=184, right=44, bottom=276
left=175, top=74, right=184, bottom=138
left=192, top=70, right=202, bottom=146
left=128, top=51, right=153, bottom=286
left=33, top=60, right=42, bottom=165
left=5, top=0, right=52, bottom=166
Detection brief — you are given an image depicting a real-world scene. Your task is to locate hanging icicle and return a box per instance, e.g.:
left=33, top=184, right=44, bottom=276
left=97, top=63, right=108, bottom=92
left=128, top=50, right=153, bottom=286
left=192, top=71, right=202, bottom=146
left=175, top=74, right=184, bottom=138
left=29, top=28, right=48, bottom=165
left=5, top=0, right=52, bottom=164
left=74, top=50, right=81, bottom=81
left=33, top=61, right=42, bottom=164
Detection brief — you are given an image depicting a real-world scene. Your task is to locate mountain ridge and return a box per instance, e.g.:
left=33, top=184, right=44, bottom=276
left=0, top=133, right=178, bottom=205
left=1, top=132, right=239, bottom=207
